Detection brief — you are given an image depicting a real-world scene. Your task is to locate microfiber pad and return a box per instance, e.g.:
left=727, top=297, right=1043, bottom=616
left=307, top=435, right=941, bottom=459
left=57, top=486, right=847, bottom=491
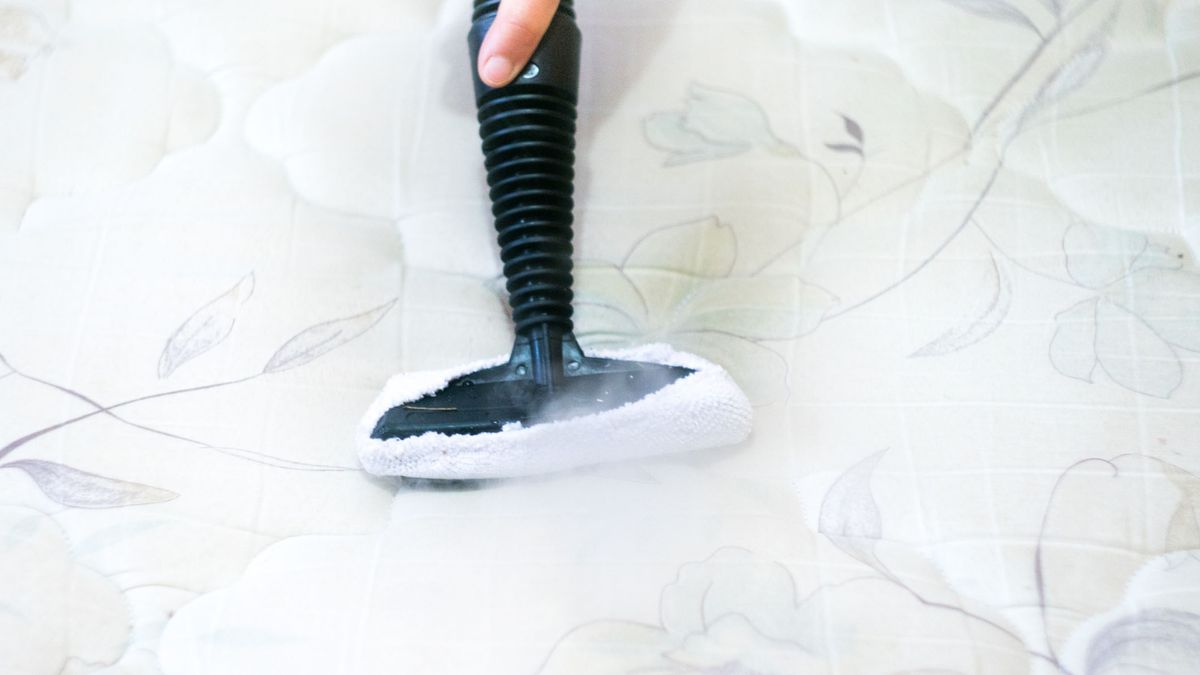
left=357, top=344, right=753, bottom=479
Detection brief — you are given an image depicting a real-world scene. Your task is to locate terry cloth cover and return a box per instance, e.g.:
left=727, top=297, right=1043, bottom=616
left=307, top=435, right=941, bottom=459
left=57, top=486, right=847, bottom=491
left=357, top=344, right=753, bottom=479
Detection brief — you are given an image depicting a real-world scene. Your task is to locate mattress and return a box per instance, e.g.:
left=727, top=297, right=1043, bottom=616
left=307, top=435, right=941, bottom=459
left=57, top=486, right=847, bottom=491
left=1, top=0, right=1198, bottom=672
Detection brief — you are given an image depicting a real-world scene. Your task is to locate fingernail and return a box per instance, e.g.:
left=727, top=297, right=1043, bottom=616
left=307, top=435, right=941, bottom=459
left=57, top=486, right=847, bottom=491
left=481, top=55, right=516, bottom=86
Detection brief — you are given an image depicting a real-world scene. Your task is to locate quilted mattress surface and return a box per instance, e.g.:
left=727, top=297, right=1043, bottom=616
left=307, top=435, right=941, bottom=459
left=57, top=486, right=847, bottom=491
left=1, top=0, right=1199, bottom=673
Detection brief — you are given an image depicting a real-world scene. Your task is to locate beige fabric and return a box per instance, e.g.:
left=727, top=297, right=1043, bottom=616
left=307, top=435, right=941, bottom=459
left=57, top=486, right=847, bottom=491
left=1, top=0, right=1198, bottom=673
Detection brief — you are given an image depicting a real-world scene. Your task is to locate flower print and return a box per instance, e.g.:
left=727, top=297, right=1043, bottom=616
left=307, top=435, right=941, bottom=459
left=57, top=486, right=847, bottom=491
left=1060, top=553, right=1200, bottom=675
left=0, top=17, right=219, bottom=230
left=1049, top=222, right=1198, bottom=398
left=0, top=506, right=130, bottom=673
left=644, top=83, right=799, bottom=165
left=540, top=548, right=823, bottom=675
left=572, top=217, right=837, bottom=404
left=539, top=545, right=1029, bottom=675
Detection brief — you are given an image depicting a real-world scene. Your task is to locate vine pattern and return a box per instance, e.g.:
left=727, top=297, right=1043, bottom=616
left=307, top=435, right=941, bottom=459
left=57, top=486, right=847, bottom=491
left=0, top=276, right=395, bottom=508
left=636, top=0, right=1199, bottom=398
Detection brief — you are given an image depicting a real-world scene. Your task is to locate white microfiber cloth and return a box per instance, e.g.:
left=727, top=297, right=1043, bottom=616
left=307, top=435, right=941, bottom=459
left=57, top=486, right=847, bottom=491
left=357, top=344, right=753, bottom=479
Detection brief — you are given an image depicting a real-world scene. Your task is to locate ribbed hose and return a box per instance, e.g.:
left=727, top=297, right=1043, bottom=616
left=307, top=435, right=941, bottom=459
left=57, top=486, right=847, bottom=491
left=472, top=1, right=578, bottom=336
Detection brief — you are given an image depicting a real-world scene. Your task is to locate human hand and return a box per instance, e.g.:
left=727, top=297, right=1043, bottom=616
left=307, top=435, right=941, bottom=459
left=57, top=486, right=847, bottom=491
left=476, top=0, right=561, bottom=87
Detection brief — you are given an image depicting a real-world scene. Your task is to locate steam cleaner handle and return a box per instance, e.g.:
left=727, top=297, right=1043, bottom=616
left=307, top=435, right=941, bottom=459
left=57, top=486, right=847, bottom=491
left=467, top=0, right=582, bottom=338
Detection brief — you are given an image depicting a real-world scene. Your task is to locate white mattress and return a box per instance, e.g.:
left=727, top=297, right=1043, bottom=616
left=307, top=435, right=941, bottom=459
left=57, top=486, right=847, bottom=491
left=1, top=0, right=1198, bottom=672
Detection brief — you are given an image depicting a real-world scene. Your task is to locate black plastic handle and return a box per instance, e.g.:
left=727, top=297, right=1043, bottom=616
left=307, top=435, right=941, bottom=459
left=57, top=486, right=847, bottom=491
left=468, top=0, right=581, bottom=342
left=468, top=1, right=580, bottom=103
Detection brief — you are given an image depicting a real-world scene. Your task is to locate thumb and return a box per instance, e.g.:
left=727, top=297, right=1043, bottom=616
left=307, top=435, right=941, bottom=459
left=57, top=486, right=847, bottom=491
left=477, top=0, right=560, bottom=87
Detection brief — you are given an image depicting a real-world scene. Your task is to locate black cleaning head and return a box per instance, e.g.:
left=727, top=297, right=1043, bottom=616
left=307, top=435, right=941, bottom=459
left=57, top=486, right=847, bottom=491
left=370, top=331, right=692, bottom=440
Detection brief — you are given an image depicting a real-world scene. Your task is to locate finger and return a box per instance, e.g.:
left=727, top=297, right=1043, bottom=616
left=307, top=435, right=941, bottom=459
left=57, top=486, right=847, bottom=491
left=477, top=0, right=560, bottom=87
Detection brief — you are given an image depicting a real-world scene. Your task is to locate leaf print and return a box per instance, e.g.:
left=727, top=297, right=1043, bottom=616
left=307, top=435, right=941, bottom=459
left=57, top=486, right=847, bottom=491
left=540, top=545, right=1025, bottom=675
left=1049, top=298, right=1099, bottom=382
left=1085, top=609, right=1200, bottom=675
left=824, top=143, right=864, bottom=157
left=2, top=460, right=178, bottom=508
left=158, top=273, right=255, bottom=378
left=619, top=268, right=707, bottom=327
left=1036, top=42, right=1106, bottom=105
left=1014, top=35, right=1107, bottom=133
left=666, top=614, right=812, bottom=673
left=1106, top=268, right=1200, bottom=352
left=571, top=300, right=642, bottom=344
left=1063, top=222, right=1179, bottom=289
left=682, top=83, right=797, bottom=155
left=676, top=276, right=837, bottom=340
left=657, top=547, right=816, bottom=648
left=940, top=0, right=1040, bottom=35
left=262, top=299, right=396, bottom=373
left=911, top=254, right=1012, bottom=357
left=819, top=450, right=887, bottom=570
left=841, top=114, right=864, bottom=145
left=624, top=216, right=738, bottom=278
left=1161, top=463, right=1200, bottom=553
left=644, top=111, right=749, bottom=166
left=673, top=331, right=790, bottom=406
left=573, top=263, right=649, bottom=331
left=644, top=83, right=797, bottom=165
left=540, top=548, right=822, bottom=675
left=574, top=277, right=809, bottom=405
left=574, top=217, right=815, bottom=405
left=825, top=114, right=865, bottom=156
left=1094, top=299, right=1182, bottom=398
left=1166, top=489, right=1200, bottom=553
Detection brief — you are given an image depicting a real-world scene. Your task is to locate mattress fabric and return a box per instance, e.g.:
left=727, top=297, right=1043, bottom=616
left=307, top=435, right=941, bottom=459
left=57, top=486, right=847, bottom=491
left=1, top=0, right=1198, bottom=673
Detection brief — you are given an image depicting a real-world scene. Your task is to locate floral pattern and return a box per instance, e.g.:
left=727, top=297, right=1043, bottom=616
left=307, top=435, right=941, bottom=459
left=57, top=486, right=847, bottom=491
left=644, top=83, right=800, bottom=165
left=0, top=506, right=130, bottom=673
left=1063, top=554, right=1200, bottom=674
left=538, top=548, right=825, bottom=674
left=573, top=217, right=836, bottom=404
left=1049, top=223, right=1199, bottom=397
left=1, top=273, right=395, bottom=507
left=0, top=6, right=219, bottom=231
left=537, top=543, right=1034, bottom=674
left=2, top=0, right=1198, bottom=672
left=539, top=450, right=1200, bottom=674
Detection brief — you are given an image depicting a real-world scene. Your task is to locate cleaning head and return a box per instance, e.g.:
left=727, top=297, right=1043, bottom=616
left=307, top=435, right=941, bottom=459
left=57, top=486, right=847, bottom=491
left=357, top=0, right=752, bottom=479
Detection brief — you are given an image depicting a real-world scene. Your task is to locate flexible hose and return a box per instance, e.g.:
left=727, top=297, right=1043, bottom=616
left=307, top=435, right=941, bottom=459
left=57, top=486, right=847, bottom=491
left=471, top=0, right=580, bottom=336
